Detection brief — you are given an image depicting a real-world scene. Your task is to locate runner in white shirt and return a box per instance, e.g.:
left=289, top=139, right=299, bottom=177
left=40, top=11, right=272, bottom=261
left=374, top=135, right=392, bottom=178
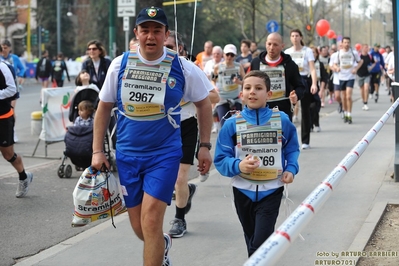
left=285, top=29, right=318, bottom=150
left=332, top=37, right=363, bottom=124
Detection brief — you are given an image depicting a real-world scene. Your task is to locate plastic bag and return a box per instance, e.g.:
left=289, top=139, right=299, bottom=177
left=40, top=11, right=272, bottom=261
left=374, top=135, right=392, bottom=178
left=71, top=166, right=126, bottom=227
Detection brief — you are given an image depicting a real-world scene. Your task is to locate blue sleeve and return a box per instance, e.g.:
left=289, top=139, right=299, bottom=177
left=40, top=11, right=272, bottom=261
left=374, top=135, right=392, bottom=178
left=281, top=112, right=300, bottom=175
left=13, top=55, right=25, bottom=77
left=214, top=118, right=242, bottom=177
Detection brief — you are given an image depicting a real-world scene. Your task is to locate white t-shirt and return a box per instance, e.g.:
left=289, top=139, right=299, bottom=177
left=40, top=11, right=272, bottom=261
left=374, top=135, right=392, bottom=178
left=100, top=47, right=212, bottom=105
left=333, top=49, right=361, bottom=81
left=285, top=46, right=315, bottom=76
left=203, top=59, right=218, bottom=79
left=329, top=52, right=340, bottom=85
left=388, top=55, right=395, bottom=81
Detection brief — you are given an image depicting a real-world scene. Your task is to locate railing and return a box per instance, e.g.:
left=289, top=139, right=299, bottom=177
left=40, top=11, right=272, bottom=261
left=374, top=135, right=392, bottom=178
left=244, top=97, right=399, bottom=266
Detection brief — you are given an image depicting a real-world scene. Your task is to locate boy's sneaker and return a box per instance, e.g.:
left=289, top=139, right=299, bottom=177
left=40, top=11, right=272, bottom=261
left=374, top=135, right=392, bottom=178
left=163, top=233, right=172, bottom=266
left=16, top=172, right=33, bottom=198
left=185, top=183, right=197, bottom=214
left=168, top=218, right=187, bottom=238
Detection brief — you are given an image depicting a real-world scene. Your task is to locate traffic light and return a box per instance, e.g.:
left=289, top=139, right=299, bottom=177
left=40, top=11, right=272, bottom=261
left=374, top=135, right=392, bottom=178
left=43, top=30, right=49, bottom=43
left=31, top=34, right=37, bottom=45
left=306, top=24, right=312, bottom=32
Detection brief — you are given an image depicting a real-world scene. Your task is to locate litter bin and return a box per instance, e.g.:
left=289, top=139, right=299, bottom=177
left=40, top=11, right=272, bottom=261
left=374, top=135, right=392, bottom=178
left=31, top=111, right=42, bottom=136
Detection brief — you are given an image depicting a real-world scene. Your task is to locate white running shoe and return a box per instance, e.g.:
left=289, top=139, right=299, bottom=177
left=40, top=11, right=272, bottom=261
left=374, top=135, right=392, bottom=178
left=163, top=233, right=172, bottom=266
left=301, top=144, right=310, bottom=150
left=362, top=105, right=369, bottom=111
left=16, top=172, right=33, bottom=198
left=314, top=126, right=321, bottom=132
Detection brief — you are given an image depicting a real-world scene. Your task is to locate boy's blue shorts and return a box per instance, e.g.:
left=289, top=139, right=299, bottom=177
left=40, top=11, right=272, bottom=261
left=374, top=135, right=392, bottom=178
left=116, top=149, right=182, bottom=208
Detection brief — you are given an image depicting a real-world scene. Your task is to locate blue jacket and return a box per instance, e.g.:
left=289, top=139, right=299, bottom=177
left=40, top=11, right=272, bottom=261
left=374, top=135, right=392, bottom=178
left=0, top=53, right=25, bottom=78
left=214, top=106, right=300, bottom=201
left=369, top=50, right=384, bottom=74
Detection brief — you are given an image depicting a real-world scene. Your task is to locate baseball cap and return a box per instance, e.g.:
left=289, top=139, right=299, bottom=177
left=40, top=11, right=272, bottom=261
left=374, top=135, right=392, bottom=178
left=374, top=43, right=380, bottom=47
left=135, top=7, right=168, bottom=27
left=223, top=44, right=237, bottom=55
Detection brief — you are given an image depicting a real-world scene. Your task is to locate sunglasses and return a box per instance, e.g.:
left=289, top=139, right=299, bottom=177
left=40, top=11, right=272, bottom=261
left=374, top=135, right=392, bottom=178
left=87, top=47, right=99, bottom=51
left=225, top=53, right=235, bottom=57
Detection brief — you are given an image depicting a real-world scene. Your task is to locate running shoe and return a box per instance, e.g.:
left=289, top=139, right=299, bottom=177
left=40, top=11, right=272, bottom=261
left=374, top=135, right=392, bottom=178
left=16, top=172, right=33, bottom=198
left=163, top=233, right=172, bottom=266
left=301, top=144, right=310, bottom=150
left=375, top=93, right=379, bottom=103
left=185, top=183, right=197, bottom=214
left=348, top=116, right=352, bottom=124
left=362, top=105, right=369, bottom=111
left=168, top=218, right=187, bottom=238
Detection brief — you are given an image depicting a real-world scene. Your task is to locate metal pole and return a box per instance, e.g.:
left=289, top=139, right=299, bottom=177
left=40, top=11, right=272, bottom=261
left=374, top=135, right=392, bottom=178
left=109, top=0, right=116, bottom=58
left=341, top=0, right=344, bottom=36
left=392, top=0, right=399, bottom=182
left=280, top=0, right=283, bottom=38
left=57, top=0, right=61, bottom=53
left=370, top=10, right=372, bottom=45
left=38, top=25, right=42, bottom=58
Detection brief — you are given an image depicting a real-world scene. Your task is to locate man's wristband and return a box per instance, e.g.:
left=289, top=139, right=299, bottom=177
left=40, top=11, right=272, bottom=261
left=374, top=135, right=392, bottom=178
left=92, top=150, right=104, bottom=155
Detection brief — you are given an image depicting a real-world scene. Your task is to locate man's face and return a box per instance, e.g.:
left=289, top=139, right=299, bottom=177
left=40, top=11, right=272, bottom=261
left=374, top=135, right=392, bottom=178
left=362, top=45, right=369, bottom=54
left=266, top=35, right=283, bottom=60
left=320, top=47, right=328, bottom=57
left=342, top=39, right=350, bottom=50
left=374, top=46, right=379, bottom=52
left=204, top=42, right=213, bottom=55
left=134, top=22, right=169, bottom=61
left=1, top=45, right=10, bottom=56
left=250, top=42, right=257, bottom=52
left=212, top=48, right=222, bottom=63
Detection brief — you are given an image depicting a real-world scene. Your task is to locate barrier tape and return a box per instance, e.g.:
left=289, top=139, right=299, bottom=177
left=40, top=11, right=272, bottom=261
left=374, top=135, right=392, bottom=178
left=244, top=97, right=399, bottom=266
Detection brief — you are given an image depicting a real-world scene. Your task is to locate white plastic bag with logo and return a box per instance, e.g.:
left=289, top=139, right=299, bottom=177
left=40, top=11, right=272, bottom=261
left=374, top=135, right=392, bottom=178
left=71, top=166, right=126, bottom=227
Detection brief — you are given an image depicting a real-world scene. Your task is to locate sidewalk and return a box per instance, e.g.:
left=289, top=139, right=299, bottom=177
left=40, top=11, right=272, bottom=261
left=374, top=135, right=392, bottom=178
left=14, top=88, right=399, bottom=266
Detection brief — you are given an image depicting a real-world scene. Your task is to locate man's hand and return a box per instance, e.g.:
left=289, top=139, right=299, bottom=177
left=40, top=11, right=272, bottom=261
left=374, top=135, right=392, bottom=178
left=91, top=152, right=110, bottom=171
left=197, top=147, right=212, bottom=175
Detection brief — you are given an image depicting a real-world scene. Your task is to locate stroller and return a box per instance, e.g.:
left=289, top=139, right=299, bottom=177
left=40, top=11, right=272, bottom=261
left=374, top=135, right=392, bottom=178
left=57, top=86, right=116, bottom=178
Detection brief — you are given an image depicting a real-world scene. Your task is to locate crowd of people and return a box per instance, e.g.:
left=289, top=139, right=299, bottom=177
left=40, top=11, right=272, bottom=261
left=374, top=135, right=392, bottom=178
left=1, top=5, right=395, bottom=266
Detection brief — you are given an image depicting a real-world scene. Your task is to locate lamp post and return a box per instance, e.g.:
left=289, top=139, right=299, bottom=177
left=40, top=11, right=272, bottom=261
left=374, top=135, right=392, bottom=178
left=57, top=0, right=61, bottom=53
left=348, top=1, right=351, bottom=37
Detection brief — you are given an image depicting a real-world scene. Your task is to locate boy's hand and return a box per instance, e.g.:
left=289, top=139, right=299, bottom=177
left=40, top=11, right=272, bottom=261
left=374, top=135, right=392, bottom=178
left=281, top=171, right=294, bottom=184
left=239, top=155, right=260, bottom=174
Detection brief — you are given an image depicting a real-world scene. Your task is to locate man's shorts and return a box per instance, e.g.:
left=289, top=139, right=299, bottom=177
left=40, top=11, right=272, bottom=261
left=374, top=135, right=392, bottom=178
left=39, top=77, right=49, bottom=82
left=358, top=76, right=371, bottom=87
left=180, top=116, right=198, bottom=165
left=0, top=116, right=15, bottom=147
left=116, top=149, right=182, bottom=208
left=370, top=72, right=381, bottom=86
left=339, top=79, right=355, bottom=91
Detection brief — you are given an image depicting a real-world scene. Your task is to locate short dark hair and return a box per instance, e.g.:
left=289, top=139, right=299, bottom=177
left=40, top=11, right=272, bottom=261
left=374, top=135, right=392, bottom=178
left=241, top=39, right=251, bottom=48
left=243, top=70, right=271, bottom=92
left=1, top=40, right=11, bottom=47
left=342, top=36, right=351, bottom=42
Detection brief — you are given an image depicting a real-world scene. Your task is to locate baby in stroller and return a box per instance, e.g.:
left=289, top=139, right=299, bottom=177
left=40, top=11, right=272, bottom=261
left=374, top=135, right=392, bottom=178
left=58, top=86, right=98, bottom=178
left=74, top=100, right=94, bottom=127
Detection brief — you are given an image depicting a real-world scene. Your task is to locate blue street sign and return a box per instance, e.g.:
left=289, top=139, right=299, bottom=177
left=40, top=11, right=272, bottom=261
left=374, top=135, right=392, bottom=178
left=266, top=20, right=279, bottom=33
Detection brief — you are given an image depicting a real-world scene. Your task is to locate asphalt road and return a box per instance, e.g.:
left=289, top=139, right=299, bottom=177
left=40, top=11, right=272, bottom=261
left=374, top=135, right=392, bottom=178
left=0, top=80, right=215, bottom=265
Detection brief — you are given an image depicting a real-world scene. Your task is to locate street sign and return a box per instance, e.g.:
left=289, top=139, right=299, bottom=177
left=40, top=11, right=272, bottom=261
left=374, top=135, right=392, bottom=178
left=117, top=0, right=135, bottom=17
left=266, top=20, right=279, bottom=33
left=118, top=6, right=135, bottom=17
left=123, top=16, right=130, bottom=31
left=118, top=0, right=135, bottom=6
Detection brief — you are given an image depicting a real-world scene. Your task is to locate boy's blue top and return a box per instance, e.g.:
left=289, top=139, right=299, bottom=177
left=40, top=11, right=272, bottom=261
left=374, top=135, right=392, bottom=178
left=214, top=105, right=300, bottom=202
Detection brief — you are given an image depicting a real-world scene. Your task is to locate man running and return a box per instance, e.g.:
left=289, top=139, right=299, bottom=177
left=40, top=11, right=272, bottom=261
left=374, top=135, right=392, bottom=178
left=332, top=37, right=363, bottom=124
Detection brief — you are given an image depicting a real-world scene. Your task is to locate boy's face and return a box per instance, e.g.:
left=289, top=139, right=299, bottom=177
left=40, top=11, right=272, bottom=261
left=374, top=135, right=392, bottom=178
left=240, top=76, right=272, bottom=110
